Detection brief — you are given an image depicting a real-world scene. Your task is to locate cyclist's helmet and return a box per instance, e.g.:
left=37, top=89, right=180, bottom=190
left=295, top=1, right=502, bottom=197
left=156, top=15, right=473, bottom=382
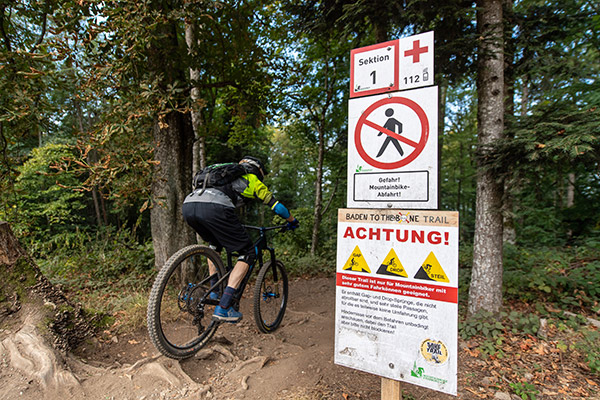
left=239, top=156, right=266, bottom=181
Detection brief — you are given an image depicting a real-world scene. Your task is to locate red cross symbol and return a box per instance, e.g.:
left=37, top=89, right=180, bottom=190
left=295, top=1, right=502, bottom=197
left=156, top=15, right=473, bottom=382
left=404, top=40, right=429, bottom=63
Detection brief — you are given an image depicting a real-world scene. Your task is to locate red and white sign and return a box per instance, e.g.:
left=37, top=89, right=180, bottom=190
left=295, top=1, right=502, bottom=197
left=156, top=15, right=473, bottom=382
left=399, top=31, right=434, bottom=91
left=337, top=274, right=458, bottom=303
left=350, top=40, right=399, bottom=98
left=347, top=86, right=438, bottom=209
left=335, top=209, right=458, bottom=395
left=350, top=32, right=434, bottom=98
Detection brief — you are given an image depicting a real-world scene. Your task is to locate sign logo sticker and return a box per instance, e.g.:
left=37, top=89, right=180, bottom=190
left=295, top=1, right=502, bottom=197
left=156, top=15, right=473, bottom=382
left=397, top=211, right=411, bottom=224
left=420, top=339, right=449, bottom=365
left=343, top=245, right=371, bottom=273
left=410, top=361, right=448, bottom=385
left=413, top=252, right=449, bottom=282
left=376, top=248, right=408, bottom=277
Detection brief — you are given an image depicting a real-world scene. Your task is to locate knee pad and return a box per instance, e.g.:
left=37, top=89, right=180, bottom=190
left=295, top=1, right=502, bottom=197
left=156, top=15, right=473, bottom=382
left=237, top=248, right=256, bottom=265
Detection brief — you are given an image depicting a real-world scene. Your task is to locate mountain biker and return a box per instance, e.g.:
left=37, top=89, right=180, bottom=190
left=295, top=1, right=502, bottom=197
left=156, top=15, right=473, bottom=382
left=181, top=156, right=299, bottom=323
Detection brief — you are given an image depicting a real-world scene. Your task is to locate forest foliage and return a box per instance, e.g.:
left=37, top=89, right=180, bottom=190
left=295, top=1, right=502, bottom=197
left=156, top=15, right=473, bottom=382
left=0, top=0, right=599, bottom=329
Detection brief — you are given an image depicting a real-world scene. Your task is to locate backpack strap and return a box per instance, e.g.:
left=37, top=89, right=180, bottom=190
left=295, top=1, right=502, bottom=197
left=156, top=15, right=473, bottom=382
left=197, top=171, right=211, bottom=196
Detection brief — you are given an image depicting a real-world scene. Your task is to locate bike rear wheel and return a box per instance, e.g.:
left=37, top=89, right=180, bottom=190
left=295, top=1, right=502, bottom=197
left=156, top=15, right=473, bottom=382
left=253, top=260, right=288, bottom=333
left=147, top=245, right=226, bottom=359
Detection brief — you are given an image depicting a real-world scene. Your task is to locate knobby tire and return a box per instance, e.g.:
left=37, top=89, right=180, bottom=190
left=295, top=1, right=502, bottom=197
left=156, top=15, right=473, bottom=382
left=253, top=260, right=288, bottom=333
left=147, top=245, right=225, bottom=359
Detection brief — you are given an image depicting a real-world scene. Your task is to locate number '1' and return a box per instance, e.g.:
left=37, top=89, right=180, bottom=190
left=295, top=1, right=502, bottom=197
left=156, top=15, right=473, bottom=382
left=370, top=70, right=376, bottom=84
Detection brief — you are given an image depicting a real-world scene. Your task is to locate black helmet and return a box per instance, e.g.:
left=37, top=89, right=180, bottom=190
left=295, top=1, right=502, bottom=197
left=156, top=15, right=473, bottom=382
left=240, top=156, right=266, bottom=181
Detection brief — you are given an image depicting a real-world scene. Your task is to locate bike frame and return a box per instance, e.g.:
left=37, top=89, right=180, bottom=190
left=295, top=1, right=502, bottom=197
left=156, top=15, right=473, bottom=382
left=204, top=225, right=286, bottom=308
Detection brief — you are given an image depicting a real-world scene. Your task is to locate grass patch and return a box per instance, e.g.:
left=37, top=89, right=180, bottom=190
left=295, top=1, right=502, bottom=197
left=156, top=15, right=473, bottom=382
left=503, top=241, right=600, bottom=312
left=279, top=253, right=334, bottom=277
left=575, top=327, right=600, bottom=375
left=36, top=226, right=155, bottom=333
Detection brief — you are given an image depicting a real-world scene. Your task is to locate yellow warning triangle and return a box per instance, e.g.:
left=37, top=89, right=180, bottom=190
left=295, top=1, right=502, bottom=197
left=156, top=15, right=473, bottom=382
left=343, top=245, right=371, bottom=273
left=413, top=252, right=449, bottom=282
left=376, top=248, right=408, bottom=277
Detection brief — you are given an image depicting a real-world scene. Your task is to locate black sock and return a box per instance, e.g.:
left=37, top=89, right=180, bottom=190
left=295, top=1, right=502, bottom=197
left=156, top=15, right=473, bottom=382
left=210, top=275, right=219, bottom=293
left=219, top=286, right=236, bottom=309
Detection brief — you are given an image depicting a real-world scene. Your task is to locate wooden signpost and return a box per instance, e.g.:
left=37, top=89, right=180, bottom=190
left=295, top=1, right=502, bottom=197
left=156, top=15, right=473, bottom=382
left=382, top=378, right=402, bottom=399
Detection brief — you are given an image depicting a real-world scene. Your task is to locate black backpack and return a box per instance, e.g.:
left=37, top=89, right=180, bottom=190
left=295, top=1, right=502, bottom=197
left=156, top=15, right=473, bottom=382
left=192, top=163, right=248, bottom=190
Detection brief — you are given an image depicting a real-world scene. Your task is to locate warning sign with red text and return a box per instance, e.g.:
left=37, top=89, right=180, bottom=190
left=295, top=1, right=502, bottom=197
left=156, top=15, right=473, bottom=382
left=334, top=208, right=458, bottom=395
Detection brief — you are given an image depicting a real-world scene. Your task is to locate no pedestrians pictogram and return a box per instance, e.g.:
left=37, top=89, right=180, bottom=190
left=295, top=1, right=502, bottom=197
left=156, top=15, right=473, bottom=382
left=354, top=96, right=429, bottom=170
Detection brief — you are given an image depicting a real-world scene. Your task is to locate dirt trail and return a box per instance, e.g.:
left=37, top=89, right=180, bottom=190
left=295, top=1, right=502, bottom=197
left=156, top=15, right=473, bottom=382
left=3, top=276, right=600, bottom=399
left=2, top=277, right=459, bottom=399
left=19, top=275, right=600, bottom=400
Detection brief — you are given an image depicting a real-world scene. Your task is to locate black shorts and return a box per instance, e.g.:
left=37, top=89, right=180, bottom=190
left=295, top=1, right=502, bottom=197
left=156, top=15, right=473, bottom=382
left=181, top=201, right=252, bottom=254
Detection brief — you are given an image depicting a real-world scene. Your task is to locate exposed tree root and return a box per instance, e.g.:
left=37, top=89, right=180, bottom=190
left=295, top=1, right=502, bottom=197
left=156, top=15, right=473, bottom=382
left=230, top=355, right=270, bottom=374
left=0, top=314, right=79, bottom=389
left=0, top=222, right=210, bottom=399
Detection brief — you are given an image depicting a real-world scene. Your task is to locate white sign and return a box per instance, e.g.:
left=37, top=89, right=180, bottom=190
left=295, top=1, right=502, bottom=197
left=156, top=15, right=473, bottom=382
left=347, top=86, right=438, bottom=209
left=399, top=31, right=434, bottom=91
left=350, top=32, right=434, bottom=98
left=334, top=209, right=458, bottom=396
left=350, top=40, right=399, bottom=98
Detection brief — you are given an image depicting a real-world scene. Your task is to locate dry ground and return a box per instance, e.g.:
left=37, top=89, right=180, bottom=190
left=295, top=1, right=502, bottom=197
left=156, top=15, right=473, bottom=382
left=1, top=277, right=599, bottom=399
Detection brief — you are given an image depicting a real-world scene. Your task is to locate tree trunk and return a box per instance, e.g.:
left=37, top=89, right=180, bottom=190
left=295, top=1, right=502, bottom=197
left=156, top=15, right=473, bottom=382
left=521, top=74, right=529, bottom=117
left=310, top=127, right=325, bottom=256
left=185, top=21, right=207, bottom=173
left=566, top=173, right=575, bottom=208
left=502, top=0, right=516, bottom=245
left=468, top=0, right=505, bottom=315
left=457, top=142, right=464, bottom=213
left=369, top=11, right=389, bottom=44
left=0, top=222, right=205, bottom=395
left=150, top=112, right=196, bottom=269
left=438, top=77, right=448, bottom=209
left=0, top=221, right=96, bottom=345
left=147, top=7, right=197, bottom=268
left=72, top=72, right=105, bottom=228
left=0, top=221, right=97, bottom=390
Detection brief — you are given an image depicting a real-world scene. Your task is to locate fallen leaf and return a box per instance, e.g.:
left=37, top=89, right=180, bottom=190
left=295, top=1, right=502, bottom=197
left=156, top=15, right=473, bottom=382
left=465, top=348, right=480, bottom=357
left=535, top=343, right=545, bottom=355
left=546, top=305, right=561, bottom=313
left=579, top=362, right=591, bottom=371
left=128, top=339, right=139, bottom=345
left=520, top=342, right=531, bottom=351
left=465, top=388, right=486, bottom=398
left=586, top=378, right=598, bottom=386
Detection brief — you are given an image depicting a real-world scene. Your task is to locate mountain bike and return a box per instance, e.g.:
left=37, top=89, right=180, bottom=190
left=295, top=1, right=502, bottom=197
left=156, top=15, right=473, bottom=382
left=147, top=224, right=289, bottom=360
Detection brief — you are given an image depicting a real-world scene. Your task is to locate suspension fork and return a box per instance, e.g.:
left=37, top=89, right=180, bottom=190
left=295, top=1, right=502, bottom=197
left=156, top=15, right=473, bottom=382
left=266, top=247, right=279, bottom=281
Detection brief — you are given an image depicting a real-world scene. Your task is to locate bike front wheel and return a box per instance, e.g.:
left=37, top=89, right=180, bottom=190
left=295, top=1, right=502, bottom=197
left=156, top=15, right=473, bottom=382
left=147, top=245, right=226, bottom=359
left=253, top=260, right=288, bottom=333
